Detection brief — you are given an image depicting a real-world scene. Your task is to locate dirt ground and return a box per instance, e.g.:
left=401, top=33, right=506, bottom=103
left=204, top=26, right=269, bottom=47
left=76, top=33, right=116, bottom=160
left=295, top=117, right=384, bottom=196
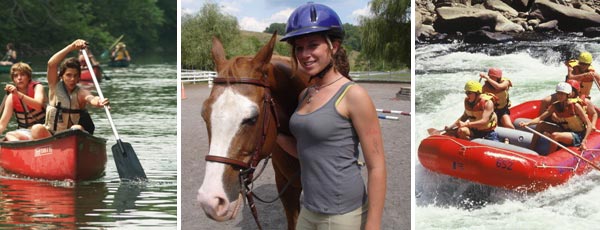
left=181, top=82, right=411, bottom=229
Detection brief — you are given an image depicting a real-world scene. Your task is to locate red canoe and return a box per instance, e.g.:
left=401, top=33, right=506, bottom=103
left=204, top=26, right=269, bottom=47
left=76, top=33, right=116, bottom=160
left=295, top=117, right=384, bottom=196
left=80, top=65, right=102, bottom=83
left=0, top=129, right=107, bottom=181
left=418, top=100, right=600, bottom=192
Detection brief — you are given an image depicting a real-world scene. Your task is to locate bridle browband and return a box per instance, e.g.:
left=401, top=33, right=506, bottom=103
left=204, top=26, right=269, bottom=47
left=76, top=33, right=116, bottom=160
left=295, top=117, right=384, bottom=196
left=204, top=75, right=281, bottom=230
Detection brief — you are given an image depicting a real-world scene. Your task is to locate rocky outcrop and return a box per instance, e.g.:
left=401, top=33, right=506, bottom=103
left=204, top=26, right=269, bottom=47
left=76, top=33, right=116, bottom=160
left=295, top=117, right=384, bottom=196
left=416, top=0, right=600, bottom=43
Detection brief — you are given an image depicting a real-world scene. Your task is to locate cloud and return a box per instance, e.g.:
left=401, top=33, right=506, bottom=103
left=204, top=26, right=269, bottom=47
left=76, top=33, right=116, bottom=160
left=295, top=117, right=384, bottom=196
left=352, top=5, right=371, bottom=18
left=239, top=8, right=293, bottom=32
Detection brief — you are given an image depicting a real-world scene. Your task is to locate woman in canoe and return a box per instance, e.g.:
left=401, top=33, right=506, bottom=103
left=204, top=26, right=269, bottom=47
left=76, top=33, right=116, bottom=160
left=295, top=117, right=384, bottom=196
left=0, top=62, right=46, bottom=141
left=111, top=42, right=130, bottom=62
left=31, top=39, right=109, bottom=139
left=519, top=82, right=592, bottom=153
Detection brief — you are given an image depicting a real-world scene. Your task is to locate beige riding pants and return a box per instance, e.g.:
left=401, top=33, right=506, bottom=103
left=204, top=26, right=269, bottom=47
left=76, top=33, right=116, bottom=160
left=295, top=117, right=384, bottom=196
left=296, top=203, right=368, bottom=230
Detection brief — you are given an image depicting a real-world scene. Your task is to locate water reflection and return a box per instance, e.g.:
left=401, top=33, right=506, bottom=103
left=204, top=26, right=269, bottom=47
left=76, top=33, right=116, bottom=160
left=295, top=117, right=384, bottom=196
left=0, top=178, right=106, bottom=228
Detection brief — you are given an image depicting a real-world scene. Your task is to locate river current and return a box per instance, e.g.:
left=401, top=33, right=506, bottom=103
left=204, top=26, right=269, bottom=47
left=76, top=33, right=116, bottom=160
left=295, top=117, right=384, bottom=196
left=415, top=34, right=600, bottom=228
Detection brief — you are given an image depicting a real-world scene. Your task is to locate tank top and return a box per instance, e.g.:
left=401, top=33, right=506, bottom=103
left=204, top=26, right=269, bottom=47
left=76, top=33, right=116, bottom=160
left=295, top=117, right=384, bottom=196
left=289, top=81, right=367, bottom=214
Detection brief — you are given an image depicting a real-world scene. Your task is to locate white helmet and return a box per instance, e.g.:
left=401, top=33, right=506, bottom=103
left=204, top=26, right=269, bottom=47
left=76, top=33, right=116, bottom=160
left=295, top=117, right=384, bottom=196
left=556, top=82, right=572, bottom=94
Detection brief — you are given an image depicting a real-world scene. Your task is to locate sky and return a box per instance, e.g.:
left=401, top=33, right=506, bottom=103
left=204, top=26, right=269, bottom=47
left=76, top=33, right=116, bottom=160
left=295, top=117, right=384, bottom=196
left=181, top=0, right=372, bottom=32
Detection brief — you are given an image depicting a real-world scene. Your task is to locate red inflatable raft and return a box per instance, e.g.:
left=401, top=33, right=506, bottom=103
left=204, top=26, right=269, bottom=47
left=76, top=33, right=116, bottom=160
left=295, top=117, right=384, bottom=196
left=418, top=100, right=600, bottom=192
left=80, top=65, right=102, bottom=83
left=0, top=129, right=107, bottom=181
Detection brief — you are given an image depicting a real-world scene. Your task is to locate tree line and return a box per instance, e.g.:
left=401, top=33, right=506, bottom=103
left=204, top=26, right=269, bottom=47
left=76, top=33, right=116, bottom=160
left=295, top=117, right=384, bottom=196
left=0, top=0, right=176, bottom=58
left=182, top=0, right=410, bottom=71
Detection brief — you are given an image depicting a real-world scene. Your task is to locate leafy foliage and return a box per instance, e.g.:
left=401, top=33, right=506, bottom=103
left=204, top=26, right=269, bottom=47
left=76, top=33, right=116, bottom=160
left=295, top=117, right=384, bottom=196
left=0, top=0, right=173, bottom=57
left=181, top=3, right=240, bottom=70
left=263, top=23, right=286, bottom=36
left=359, top=0, right=411, bottom=70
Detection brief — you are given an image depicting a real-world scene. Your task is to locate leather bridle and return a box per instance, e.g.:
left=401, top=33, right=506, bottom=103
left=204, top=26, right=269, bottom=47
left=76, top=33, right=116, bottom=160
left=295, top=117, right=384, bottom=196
left=204, top=75, right=280, bottom=230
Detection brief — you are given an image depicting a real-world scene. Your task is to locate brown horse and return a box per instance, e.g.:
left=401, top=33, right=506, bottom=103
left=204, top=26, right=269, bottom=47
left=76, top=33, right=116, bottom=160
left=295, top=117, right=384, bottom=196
left=197, top=33, right=307, bottom=229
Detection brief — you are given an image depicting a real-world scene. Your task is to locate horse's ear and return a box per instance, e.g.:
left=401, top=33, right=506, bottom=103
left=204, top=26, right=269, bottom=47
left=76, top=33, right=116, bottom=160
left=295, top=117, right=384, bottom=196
left=251, top=32, right=277, bottom=72
left=211, top=36, right=227, bottom=72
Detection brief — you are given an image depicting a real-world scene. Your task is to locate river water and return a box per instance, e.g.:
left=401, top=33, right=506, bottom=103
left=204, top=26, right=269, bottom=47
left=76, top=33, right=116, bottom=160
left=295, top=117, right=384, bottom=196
left=415, top=35, right=600, bottom=228
left=0, top=60, right=177, bottom=228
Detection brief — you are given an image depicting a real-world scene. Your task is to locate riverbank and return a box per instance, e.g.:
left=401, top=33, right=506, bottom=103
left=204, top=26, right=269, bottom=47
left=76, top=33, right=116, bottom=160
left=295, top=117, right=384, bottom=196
left=416, top=0, right=600, bottom=43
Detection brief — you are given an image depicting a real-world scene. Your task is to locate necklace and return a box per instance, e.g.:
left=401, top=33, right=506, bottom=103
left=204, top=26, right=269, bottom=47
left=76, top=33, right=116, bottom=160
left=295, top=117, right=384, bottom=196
left=306, top=76, right=345, bottom=104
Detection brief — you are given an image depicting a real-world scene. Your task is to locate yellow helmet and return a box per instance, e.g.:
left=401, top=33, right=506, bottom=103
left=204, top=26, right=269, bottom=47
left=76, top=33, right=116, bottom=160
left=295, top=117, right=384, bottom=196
left=578, top=52, right=593, bottom=64
left=464, top=80, right=482, bottom=94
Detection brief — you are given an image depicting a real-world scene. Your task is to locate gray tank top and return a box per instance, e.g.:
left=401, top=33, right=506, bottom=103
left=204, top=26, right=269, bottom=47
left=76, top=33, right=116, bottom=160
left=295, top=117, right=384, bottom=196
left=289, top=81, right=367, bottom=214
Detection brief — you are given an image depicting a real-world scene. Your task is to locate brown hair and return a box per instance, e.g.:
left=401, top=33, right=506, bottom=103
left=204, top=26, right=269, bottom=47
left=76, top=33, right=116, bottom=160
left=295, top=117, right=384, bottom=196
left=289, top=33, right=352, bottom=80
left=58, top=57, right=81, bottom=78
left=10, top=62, right=32, bottom=80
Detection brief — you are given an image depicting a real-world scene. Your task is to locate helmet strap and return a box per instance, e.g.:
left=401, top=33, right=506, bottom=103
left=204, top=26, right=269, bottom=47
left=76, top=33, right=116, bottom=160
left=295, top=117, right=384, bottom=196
left=310, top=62, right=333, bottom=81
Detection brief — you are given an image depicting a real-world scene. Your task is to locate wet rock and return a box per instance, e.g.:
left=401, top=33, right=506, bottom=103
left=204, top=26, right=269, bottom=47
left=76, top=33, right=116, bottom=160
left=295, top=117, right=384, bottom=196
left=484, top=0, right=519, bottom=17
left=435, top=7, right=524, bottom=33
left=535, top=19, right=560, bottom=31
left=583, top=27, right=600, bottom=37
left=534, top=0, right=600, bottom=31
left=464, top=30, right=514, bottom=43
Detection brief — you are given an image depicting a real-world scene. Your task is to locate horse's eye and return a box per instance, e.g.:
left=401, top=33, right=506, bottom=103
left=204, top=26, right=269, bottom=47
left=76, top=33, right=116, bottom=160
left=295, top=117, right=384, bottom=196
left=242, top=115, right=257, bottom=125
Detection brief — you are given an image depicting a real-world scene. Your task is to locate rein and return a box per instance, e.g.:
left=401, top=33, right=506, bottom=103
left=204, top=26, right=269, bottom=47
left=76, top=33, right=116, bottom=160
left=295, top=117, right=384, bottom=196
left=205, top=75, right=281, bottom=230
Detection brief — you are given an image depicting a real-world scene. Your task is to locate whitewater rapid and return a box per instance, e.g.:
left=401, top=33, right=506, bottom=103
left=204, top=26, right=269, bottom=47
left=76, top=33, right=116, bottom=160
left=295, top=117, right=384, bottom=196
left=415, top=40, right=600, bottom=228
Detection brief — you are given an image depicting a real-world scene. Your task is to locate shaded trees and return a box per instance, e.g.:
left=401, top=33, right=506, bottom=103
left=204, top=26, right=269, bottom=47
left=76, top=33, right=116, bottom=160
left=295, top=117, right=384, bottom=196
left=359, top=0, right=411, bottom=70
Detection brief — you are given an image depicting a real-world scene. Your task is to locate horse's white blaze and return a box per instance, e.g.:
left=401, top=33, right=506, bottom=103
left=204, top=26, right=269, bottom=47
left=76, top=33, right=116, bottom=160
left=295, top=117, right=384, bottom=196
left=198, top=88, right=258, bottom=216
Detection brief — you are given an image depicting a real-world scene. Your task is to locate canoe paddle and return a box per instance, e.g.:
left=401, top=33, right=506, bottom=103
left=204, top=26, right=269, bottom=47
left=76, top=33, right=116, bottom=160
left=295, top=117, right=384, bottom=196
left=82, top=49, right=147, bottom=181
left=100, top=34, right=124, bottom=60
left=524, top=126, right=600, bottom=171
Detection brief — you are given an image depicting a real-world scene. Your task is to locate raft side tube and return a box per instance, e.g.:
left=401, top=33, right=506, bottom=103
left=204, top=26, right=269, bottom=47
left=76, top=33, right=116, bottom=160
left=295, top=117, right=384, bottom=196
left=495, top=126, right=533, bottom=149
left=471, top=138, right=538, bottom=155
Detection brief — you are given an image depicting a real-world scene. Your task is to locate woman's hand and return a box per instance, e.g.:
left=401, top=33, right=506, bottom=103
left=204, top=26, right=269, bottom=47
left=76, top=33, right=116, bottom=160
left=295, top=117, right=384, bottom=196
left=70, top=39, right=87, bottom=51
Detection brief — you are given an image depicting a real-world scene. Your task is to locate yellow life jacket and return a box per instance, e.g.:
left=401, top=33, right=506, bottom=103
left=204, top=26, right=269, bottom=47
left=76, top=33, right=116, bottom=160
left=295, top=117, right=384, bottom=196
left=568, top=59, right=596, bottom=96
left=464, top=93, right=498, bottom=131
left=482, top=77, right=512, bottom=109
left=553, top=98, right=586, bottom=132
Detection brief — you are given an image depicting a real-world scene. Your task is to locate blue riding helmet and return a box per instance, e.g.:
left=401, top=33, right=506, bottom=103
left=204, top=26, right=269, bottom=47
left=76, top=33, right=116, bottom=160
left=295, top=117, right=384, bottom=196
left=280, top=2, right=344, bottom=42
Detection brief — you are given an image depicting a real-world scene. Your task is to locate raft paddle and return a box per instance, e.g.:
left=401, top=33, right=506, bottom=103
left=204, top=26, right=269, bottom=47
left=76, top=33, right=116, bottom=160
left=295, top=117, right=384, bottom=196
left=100, top=34, right=124, bottom=60
left=524, top=126, right=600, bottom=171
left=82, top=49, right=147, bottom=181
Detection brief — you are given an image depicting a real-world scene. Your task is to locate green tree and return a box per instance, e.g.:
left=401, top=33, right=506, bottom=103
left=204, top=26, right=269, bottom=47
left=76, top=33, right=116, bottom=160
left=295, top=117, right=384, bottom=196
left=263, top=23, right=286, bottom=36
left=181, top=2, right=239, bottom=70
left=343, top=23, right=361, bottom=52
left=0, top=0, right=170, bottom=57
left=360, top=0, right=410, bottom=70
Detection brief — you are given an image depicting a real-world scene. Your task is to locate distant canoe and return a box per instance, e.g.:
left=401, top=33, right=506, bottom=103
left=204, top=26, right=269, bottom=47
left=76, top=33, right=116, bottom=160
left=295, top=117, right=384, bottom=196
left=80, top=65, right=102, bottom=82
left=109, top=60, right=129, bottom=67
left=0, top=129, right=107, bottom=181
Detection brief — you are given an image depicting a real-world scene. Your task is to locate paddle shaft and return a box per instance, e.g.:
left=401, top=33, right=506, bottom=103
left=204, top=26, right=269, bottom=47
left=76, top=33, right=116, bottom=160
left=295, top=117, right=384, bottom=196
left=524, top=126, right=600, bottom=171
left=82, top=49, right=124, bottom=151
left=108, top=35, right=124, bottom=51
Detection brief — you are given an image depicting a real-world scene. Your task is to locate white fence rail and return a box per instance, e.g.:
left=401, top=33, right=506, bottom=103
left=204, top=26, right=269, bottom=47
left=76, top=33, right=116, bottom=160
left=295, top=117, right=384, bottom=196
left=181, top=70, right=216, bottom=84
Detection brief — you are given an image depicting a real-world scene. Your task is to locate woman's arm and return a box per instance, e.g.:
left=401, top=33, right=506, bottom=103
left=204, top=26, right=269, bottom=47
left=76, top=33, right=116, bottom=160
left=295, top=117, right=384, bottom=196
left=47, top=39, right=87, bottom=87
left=344, top=85, right=386, bottom=230
left=575, top=103, right=592, bottom=149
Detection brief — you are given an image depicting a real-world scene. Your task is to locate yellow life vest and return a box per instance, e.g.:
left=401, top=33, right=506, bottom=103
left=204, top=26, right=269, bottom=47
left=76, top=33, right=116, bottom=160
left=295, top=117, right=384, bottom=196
left=568, top=59, right=596, bottom=96
left=482, top=77, right=511, bottom=109
left=464, top=93, right=498, bottom=131
left=553, top=98, right=586, bottom=132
